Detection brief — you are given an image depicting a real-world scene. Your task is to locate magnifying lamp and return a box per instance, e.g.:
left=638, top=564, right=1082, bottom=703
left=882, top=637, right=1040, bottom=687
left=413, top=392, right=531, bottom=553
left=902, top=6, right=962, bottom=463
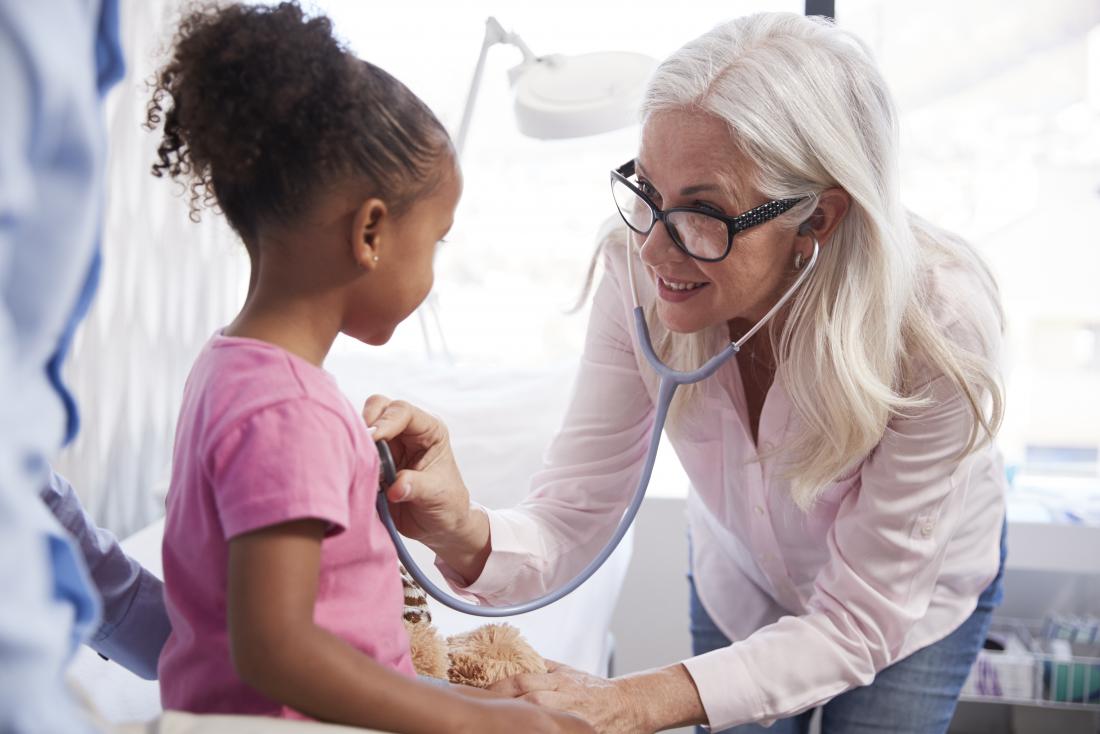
left=454, top=17, right=658, bottom=155
left=417, top=18, right=657, bottom=360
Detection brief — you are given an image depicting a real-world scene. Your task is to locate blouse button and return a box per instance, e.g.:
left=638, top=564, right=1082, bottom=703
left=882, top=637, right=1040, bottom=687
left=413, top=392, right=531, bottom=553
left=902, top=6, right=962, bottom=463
left=755, top=505, right=766, bottom=517
left=921, top=523, right=934, bottom=538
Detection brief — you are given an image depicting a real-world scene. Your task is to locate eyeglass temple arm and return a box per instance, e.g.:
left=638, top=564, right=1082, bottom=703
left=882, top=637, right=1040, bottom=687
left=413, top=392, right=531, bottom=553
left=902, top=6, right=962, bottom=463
left=616, top=160, right=636, bottom=177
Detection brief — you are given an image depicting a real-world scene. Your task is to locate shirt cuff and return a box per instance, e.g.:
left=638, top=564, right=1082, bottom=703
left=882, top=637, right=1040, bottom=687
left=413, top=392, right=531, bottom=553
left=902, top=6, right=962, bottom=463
left=433, top=505, right=532, bottom=602
left=682, top=645, right=768, bottom=731
left=89, top=568, right=170, bottom=680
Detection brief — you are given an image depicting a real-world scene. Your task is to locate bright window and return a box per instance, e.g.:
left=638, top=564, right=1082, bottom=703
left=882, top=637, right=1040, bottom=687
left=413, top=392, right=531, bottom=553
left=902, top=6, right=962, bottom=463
left=842, top=0, right=1100, bottom=503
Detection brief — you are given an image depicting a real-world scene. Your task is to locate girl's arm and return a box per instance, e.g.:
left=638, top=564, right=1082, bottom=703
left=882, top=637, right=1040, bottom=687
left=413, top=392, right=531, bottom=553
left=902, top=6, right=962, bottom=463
left=227, top=519, right=593, bottom=734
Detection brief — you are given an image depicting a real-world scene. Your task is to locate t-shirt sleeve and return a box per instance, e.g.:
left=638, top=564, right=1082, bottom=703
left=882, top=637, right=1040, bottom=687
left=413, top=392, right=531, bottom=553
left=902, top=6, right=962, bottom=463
left=205, top=398, right=358, bottom=540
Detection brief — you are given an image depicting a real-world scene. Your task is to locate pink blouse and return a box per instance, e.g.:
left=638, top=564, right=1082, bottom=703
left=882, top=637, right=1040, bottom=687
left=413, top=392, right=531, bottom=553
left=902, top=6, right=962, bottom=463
left=439, top=232, right=1006, bottom=730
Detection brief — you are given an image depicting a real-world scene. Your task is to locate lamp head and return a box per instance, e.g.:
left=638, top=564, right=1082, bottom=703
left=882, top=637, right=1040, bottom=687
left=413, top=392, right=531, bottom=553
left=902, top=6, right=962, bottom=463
left=510, top=51, right=658, bottom=140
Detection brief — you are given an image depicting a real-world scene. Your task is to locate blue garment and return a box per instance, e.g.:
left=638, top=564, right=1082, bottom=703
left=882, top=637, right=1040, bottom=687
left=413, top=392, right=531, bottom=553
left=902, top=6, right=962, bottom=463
left=0, top=477, right=99, bottom=733
left=0, top=0, right=123, bottom=730
left=41, top=470, right=171, bottom=680
left=689, top=524, right=1007, bottom=734
left=44, top=0, right=123, bottom=445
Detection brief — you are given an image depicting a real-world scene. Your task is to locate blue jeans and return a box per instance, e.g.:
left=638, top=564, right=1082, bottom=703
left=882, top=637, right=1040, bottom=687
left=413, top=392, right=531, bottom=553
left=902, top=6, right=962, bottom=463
left=691, top=524, right=1006, bottom=734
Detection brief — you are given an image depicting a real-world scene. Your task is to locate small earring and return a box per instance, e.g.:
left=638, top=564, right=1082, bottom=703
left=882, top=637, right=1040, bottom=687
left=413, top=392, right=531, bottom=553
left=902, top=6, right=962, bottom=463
left=373, top=255, right=379, bottom=262
left=793, top=252, right=805, bottom=270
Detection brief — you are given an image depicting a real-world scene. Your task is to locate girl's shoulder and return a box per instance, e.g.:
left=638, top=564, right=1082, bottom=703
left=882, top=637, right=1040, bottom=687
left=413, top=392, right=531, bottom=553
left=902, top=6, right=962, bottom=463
left=187, top=334, right=361, bottom=450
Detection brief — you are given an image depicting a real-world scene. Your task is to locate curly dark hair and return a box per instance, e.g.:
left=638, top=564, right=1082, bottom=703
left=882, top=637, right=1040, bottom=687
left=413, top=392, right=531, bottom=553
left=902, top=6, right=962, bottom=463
left=145, top=2, right=452, bottom=241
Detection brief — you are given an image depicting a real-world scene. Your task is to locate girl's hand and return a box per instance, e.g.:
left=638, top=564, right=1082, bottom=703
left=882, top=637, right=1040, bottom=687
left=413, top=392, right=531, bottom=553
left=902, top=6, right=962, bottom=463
left=489, top=661, right=649, bottom=734
left=468, top=698, right=596, bottom=734
left=363, top=395, right=491, bottom=581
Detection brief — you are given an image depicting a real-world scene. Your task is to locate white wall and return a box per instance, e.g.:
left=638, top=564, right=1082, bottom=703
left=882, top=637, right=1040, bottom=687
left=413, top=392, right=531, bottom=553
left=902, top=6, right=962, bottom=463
left=610, top=497, right=693, bottom=734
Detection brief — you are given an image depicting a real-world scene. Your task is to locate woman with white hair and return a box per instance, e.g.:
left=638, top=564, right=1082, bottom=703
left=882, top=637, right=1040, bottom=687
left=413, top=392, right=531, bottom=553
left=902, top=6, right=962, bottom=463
left=369, top=12, right=1007, bottom=733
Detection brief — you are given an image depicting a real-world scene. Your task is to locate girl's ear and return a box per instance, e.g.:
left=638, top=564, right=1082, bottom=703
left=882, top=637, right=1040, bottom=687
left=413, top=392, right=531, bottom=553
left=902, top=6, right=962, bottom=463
left=351, top=198, right=387, bottom=271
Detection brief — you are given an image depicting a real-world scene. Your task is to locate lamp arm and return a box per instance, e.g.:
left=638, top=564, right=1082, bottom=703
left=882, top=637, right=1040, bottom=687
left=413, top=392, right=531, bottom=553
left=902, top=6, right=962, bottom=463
left=494, top=18, right=537, bottom=64
left=454, top=16, right=537, bottom=158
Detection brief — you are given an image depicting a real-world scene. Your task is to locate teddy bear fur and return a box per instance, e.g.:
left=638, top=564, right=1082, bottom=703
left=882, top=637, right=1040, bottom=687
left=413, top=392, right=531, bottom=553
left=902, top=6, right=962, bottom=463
left=445, top=623, right=548, bottom=687
left=399, top=565, right=547, bottom=688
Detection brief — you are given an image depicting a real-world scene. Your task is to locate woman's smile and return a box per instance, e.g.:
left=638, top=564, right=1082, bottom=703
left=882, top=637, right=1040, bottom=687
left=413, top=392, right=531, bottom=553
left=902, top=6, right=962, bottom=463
left=655, top=272, right=711, bottom=302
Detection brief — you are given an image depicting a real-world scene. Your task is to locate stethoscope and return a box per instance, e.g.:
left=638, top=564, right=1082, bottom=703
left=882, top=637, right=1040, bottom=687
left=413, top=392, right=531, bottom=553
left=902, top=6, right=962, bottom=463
left=375, top=234, right=821, bottom=616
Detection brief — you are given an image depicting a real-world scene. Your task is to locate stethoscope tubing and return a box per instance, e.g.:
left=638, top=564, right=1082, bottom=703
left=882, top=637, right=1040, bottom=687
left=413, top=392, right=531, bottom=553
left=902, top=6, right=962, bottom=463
left=375, top=238, right=819, bottom=616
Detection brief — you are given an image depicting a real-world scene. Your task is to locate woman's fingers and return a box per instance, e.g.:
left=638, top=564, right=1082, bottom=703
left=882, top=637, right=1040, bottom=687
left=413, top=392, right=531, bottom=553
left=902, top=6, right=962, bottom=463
left=384, top=475, right=413, bottom=503
left=519, top=690, right=568, bottom=710
left=364, top=398, right=418, bottom=440
left=361, top=396, right=475, bottom=553
left=486, top=674, right=522, bottom=697
left=385, top=469, right=426, bottom=503
left=364, top=397, right=447, bottom=451
left=361, top=394, right=392, bottom=427
left=385, top=468, right=458, bottom=507
left=488, top=672, right=562, bottom=698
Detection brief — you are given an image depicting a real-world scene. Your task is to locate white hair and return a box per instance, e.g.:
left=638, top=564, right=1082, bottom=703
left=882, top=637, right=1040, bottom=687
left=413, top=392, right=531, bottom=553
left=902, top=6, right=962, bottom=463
left=631, top=12, right=1004, bottom=509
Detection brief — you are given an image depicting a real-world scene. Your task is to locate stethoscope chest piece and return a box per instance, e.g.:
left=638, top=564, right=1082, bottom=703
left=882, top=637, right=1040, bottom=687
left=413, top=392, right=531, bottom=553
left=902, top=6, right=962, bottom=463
left=376, top=439, right=398, bottom=490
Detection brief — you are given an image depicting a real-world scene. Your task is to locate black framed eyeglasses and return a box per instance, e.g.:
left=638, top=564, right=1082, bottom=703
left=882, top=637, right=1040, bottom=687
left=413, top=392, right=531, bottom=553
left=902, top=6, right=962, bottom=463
left=610, top=160, right=805, bottom=262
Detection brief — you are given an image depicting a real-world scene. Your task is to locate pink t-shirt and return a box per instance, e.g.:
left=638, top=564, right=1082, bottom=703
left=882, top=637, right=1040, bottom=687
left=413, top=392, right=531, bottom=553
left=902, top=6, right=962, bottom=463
left=158, top=334, right=414, bottom=717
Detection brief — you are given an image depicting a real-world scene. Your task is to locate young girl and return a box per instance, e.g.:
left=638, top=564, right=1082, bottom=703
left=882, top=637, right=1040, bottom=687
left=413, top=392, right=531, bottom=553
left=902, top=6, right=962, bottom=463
left=146, top=4, right=591, bottom=733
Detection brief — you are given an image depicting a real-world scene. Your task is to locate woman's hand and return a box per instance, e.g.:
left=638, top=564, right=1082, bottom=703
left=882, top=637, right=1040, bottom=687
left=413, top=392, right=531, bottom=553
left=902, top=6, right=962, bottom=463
left=363, top=395, right=491, bottom=582
left=488, top=661, right=649, bottom=734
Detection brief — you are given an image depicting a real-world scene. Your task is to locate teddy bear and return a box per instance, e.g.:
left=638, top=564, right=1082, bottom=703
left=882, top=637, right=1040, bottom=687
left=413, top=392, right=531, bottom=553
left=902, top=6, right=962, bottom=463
left=398, top=564, right=548, bottom=688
